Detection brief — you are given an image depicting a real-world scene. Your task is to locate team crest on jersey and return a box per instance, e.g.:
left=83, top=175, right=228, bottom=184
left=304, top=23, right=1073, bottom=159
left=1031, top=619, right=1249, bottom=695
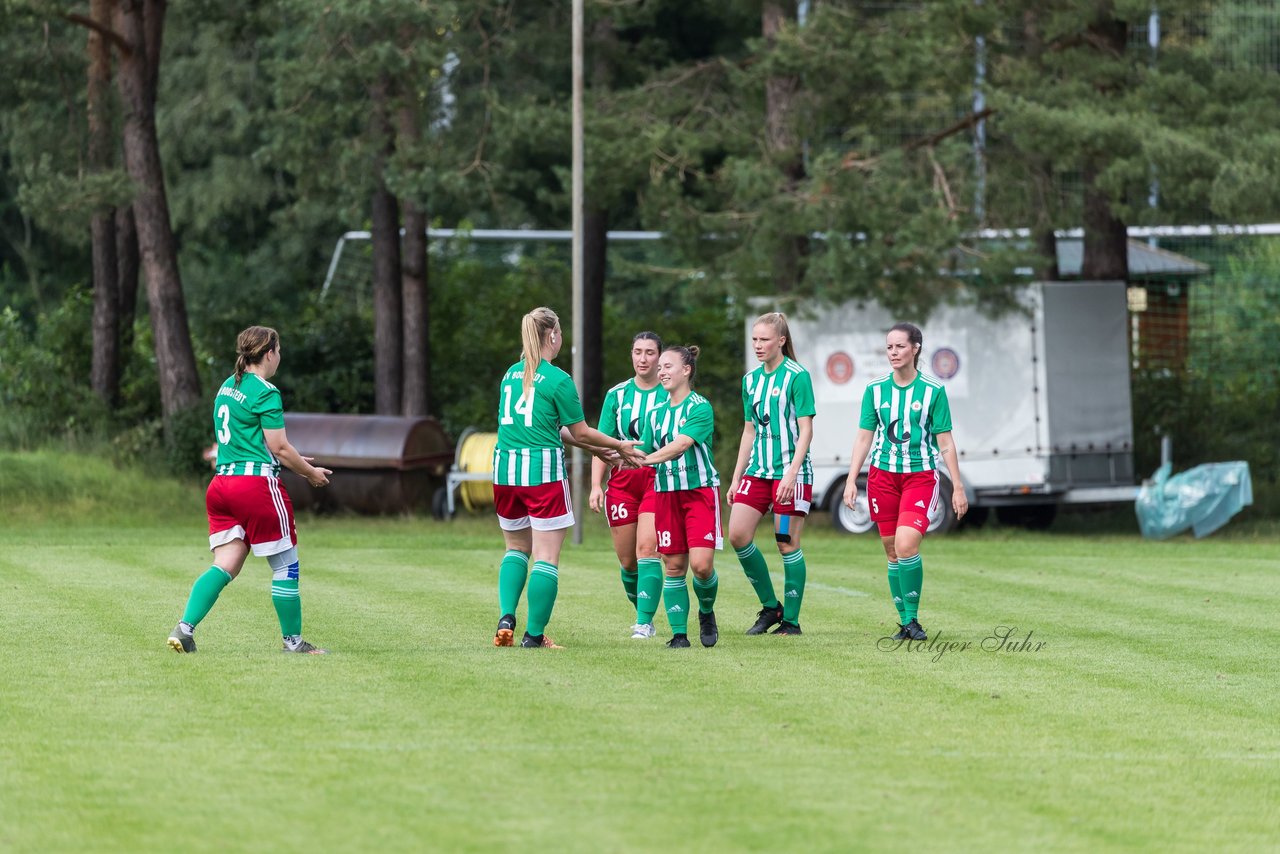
left=911, top=400, right=923, bottom=411
left=771, top=388, right=781, bottom=396
left=679, top=418, right=687, bottom=427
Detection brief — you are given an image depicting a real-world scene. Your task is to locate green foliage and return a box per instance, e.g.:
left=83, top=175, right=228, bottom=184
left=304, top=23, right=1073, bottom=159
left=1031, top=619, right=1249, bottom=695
left=0, top=290, right=107, bottom=447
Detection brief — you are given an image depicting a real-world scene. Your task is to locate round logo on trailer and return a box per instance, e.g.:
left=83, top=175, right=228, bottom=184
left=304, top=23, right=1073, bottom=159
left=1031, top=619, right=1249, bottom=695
left=931, top=347, right=960, bottom=380
left=826, top=351, right=854, bottom=385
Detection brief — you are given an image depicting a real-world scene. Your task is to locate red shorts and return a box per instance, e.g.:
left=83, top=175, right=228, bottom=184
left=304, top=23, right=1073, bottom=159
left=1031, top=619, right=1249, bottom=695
left=493, top=480, right=574, bottom=531
left=654, top=487, right=723, bottom=555
left=867, top=467, right=940, bottom=537
left=206, top=474, right=297, bottom=557
left=730, top=475, right=812, bottom=516
left=604, top=466, right=657, bottom=528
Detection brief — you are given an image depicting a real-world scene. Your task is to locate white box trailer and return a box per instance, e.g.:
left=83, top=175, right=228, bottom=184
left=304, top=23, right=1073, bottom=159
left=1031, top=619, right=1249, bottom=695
left=750, top=281, right=1138, bottom=533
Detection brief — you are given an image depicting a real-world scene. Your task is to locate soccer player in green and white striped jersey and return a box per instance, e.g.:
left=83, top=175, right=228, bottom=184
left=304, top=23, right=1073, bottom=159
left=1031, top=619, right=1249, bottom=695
left=491, top=307, right=645, bottom=650
left=167, top=326, right=333, bottom=656
left=843, top=322, right=968, bottom=641
left=588, top=332, right=669, bottom=637
left=638, top=345, right=723, bottom=649
left=728, top=312, right=816, bottom=636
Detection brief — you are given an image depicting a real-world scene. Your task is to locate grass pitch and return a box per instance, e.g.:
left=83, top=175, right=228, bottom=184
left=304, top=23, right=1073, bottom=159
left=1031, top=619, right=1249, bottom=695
left=1, top=453, right=1278, bottom=851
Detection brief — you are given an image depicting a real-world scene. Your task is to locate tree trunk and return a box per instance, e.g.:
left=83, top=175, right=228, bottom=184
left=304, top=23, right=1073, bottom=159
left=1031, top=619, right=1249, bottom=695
left=582, top=206, right=607, bottom=422
left=370, top=77, right=403, bottom=416
left=1081, top=10, right=1129, bottom=282
left=400, top=200, right=428, bottom=417
left=1081, top=161, right=1128, bottom=280
left=397, top=106, right=429, bottom=418
left=763, top=1, right=806, bottom=292
left=1036, top=226, right=1060, bottom=281
left=114, top=0, right=201, bottom=417
left=580, top=15, right=613, bottom=420
left=88, top=0, right=119, bottom=406
left=116, top=204, right=140, bottom=353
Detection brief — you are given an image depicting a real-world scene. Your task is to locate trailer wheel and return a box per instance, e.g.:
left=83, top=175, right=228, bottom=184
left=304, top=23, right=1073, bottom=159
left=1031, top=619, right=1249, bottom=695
left=830, top=476, right=876, bottom=535
left=927, top=475, right=958, bottom=534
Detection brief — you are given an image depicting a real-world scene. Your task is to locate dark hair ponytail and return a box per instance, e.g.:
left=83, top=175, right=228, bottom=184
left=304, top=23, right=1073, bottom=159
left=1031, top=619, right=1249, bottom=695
left=234, top=326, right=280, bottom=387
left=664, top=344, right=700, bottom=384
left=888, top=322, right=923, bottom=368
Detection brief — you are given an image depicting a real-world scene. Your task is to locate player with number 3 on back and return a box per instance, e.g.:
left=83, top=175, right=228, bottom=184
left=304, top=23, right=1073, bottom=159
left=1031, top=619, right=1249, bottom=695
left=843, top=322, right=967, bottom=641
left=168, top=325, right=333, bottom=655
left=492, top=307, right=645, bottom=650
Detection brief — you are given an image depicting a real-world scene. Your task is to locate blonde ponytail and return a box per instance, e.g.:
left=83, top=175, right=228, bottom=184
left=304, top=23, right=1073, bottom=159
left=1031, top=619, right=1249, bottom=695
left=520, top=307, right=560, bottom=394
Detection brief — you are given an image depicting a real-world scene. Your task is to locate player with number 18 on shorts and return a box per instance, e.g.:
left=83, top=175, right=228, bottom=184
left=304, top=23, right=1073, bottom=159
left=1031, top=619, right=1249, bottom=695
left=588, top=331, right=669, bottom=639
left=637, top=345, right=722, bottom=650
left=842, top=322, right=968, bottom=642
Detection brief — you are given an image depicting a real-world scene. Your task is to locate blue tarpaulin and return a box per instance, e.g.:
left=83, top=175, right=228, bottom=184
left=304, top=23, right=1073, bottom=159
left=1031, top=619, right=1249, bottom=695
left=1135, top=461, right=1253, bottom=540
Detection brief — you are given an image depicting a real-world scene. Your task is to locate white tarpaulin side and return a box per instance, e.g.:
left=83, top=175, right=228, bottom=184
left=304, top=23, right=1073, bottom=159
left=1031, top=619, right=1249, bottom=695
left=771, top=289, right=1053, bottom=493
left=1040, top=281, right=1134, bottom=454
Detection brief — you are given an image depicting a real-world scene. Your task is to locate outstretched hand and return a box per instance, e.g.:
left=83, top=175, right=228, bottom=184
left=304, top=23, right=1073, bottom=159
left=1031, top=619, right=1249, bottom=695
left=618, top=441, right=647, bottom=469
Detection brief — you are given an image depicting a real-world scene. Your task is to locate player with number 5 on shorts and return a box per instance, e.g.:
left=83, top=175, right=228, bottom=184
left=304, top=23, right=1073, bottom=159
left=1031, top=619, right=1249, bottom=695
left=843, top=322, right=968, bottom=642
left=638, top=345, right=722, bottom=650
left=167, top=325, right=333, bottom=655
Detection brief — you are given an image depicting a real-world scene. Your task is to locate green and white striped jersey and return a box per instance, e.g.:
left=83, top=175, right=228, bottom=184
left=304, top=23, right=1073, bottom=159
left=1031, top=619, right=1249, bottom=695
left=641, top=392, right=719, bottom=492
left=597, top=377, right=667, bottom=454
left=742, top=358, right=816, bottom=483
left=859, top=371, right=953, bottom=473
left=493, top=359, right=586, bottom=486
left=213, top=373, right=284, bottom=477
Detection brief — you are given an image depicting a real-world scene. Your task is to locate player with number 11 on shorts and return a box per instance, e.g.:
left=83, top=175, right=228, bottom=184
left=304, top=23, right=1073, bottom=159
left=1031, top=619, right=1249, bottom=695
left=727, top=312, right=816, bottom=636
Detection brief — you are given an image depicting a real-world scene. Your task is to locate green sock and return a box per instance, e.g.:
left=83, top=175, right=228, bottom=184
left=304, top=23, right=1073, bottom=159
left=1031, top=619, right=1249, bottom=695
left=181, top=566, right=232, bottom=627
left=498, top=549, right=530, bottom=616
left=663, top=576, right=690, bottom=634
left=691, top=571, right=718, bottom=614
left=781, top=549, right=806, bottom=623
left=526, top=561, right=558, bottom=636
left=735, top=543, right=778, bottom=608
left=620, top=567, right=639, bottom=606
left=898, top=554, right=923, bottom=622
left=636, top=558, right=663, bottom=624
left=887, top=560, right=906, bottom=623
left=271, top=578, right=302, bottom=637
